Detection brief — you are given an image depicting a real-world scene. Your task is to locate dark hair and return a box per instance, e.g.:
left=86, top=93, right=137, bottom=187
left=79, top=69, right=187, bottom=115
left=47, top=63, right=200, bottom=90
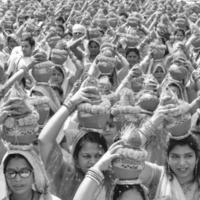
left=3, top=154, right=32, bottom=173
left=56, top=24, right=65, bottom=33
left=21, top=35, right=35, bottom=47
left=88, top=40, right=100, bottom=48
left=65, top=31, right=73, bottom=37
left=165, top=134, right=200, bottom=187
left=174, top=29, right=185, bottom=37
left=56, top=16, right=65, bottom=24
left=53, top=66, right=64, bottom=79
left=125, top=47, right=140, bottom=59
left=119, top=12, right=129, bottom=19
left=113, top=184, right=146, bottom=200
left=73, top=131, right=107, bottom=160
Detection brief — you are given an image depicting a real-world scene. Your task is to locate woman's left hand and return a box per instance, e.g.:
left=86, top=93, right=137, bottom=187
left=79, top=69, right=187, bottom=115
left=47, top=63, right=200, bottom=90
left=94, top=140, right=123, bottom=172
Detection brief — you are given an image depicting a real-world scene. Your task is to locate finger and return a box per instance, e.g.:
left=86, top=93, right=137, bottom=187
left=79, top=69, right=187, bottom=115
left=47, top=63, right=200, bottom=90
left=9, top=110, right=22, bottom=115
left=81, top=97, right=92, bottom=103
left=1, top=105, right=15, bottom=111
left=109, top=144, right=123, bottom=154
left=82, top=86, right=99, bottom=94
left=159, top=104, right=177, bottom=110
left=84, top=93, right=101, bottom=100
left=3, top=98, right=22, bottom=105
left=108, top=154, right=121, bottom=162
left=109, top=140, right=124, bottom=150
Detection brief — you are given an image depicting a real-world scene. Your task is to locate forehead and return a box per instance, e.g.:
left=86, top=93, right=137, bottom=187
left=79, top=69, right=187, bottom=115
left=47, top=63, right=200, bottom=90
left=169, top=145, right=195, bottom=155
left=6, top=157, right=30, bottom=170
left=21, top=41, right=30, bottom=46
left=80, top=142, right=103, bottom=154
left=119, top=189, right=143, bottom=200
left=127, top=51, right=138, bottom=56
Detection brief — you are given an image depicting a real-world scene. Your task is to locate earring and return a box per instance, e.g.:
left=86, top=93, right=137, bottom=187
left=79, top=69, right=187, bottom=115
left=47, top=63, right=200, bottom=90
left=32, top=183, right=36, bottom=191
left=194, top=160, right=198, bottom=176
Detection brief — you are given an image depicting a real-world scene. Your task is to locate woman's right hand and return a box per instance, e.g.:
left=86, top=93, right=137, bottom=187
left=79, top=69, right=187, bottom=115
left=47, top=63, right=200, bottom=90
left=127, top=65, right=142, bottom=80
left=0, top=99, right=22, bottom=124
left=94, top=140, right=123, bottom=172
left=151, top=99, right=177, bottom=126
left=69, top=86, right=99, bottom=107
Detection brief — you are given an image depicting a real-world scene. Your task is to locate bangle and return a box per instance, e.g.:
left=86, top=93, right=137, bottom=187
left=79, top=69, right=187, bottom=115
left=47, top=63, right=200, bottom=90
left=86, top=167, right=104, bottom=186
left=63, top=99, right=76, bottom=114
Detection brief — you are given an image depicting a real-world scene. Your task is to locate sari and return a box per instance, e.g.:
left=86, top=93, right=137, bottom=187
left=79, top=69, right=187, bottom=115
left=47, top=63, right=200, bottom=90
left=155, top=168, right=200, bottom=200
left=0, top=144, right=61, bottom=200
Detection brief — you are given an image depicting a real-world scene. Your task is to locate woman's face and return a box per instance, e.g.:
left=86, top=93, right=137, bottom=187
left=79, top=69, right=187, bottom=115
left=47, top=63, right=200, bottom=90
left=77, top=142, right=105, bottom=173
left=118, top=189, right=144, bottom=200
left=131, top=76, right=144, bottom=92
left=21, top=41, right=33, bottom=57
left=89, top=41, right=100, bottom=57
left=126, top=51, right=140, bottom=67
left=8, top=38, right=18, bottom=50
left=168, top=145, right=196, bottom=182
left=153, top=66, right=165, bottom=84
left=175, top=30, right=184, bottom=41
left=50, top=68, right=64, bottom=86
left=5, top=157, right=33, bottom=195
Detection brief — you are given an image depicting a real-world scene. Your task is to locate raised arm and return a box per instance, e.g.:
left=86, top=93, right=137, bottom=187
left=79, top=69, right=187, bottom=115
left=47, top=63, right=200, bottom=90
left=73, top=141, right=123, bottom=200
left=38, top=86, right=99, bottom=165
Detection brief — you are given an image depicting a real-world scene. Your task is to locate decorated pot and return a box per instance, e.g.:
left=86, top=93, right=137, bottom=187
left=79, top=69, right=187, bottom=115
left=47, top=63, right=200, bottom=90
left=112, top=147, right=147, bottom=180
left=78, top=111, right=109, bottom=129
left=50, top=49, right=68, bottom=65
left=32, top=61, right=54, bottom=83
left=137, top=92, right=159, bottom=112
left=168, top=64, right=188, bottom=82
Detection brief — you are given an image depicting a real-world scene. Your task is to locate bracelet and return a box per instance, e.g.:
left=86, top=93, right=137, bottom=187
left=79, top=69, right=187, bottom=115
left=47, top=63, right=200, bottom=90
left=139, top=119, right=157, bottom=143
left=86, top=167, right=104, bottom=186
left=62, top=99, right=76, bottom=114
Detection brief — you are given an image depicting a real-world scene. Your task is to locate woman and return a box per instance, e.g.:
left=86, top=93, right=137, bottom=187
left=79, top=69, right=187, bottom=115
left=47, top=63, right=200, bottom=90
left=151, top=134, right=200, bottom=199
left=72, top=101, right=200, bottom=200
left=7, top=35, right=35, bottom=77
left=125, top=47, right=140, bottom=68
left=0, top=146, right=60, bottom=200
left=49, top=65, right=66, bottom=103
left=38, top=86, right=108, bottom=200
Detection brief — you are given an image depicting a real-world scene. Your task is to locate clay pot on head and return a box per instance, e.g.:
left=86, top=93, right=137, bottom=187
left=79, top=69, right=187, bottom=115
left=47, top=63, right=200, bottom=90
left=112, top=147, right=147, bottom=180
left=168, top=63, right=188, bottom=82
left=97, top=61, right=115, bottom=75
left=78, top=112, right=109, bottom=129
left=108, top=18, right=118, bottom=27
left=151, top=45, right=166, bottom=60
left=137, top=92, right=159, bottom=112
left=32, top=61, right=54, bottom=83
left=167, top=117, right=191, bottom=138
left=50, top=49, right=68, bottom=65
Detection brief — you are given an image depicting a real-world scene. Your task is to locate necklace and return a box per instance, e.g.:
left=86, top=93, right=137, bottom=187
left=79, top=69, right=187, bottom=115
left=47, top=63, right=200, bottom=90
left=181, top=181, right=194, bottom=194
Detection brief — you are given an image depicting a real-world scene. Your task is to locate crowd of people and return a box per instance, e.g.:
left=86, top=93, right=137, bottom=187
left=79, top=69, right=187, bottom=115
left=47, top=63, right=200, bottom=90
left=0, top=0, right=200, bottom=200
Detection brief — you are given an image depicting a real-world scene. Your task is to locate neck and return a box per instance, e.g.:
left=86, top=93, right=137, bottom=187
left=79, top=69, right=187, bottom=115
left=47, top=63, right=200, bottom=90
left=12, top=189, right=34, bottom=200
left=177, top=175, right=194, bottom=186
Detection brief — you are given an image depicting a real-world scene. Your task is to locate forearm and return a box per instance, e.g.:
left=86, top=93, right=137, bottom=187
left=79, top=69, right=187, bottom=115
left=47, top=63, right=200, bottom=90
left=73, top=167, right=104, bottom=200
left=39, top=105, right=73, bottom=144
left=138, top=114, right=161, bottom=146
left=39, top=101, right=75, bottom=164
left=2, top=68, right=25, bottom=95
left=68, top=49, right=84, bottom=82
